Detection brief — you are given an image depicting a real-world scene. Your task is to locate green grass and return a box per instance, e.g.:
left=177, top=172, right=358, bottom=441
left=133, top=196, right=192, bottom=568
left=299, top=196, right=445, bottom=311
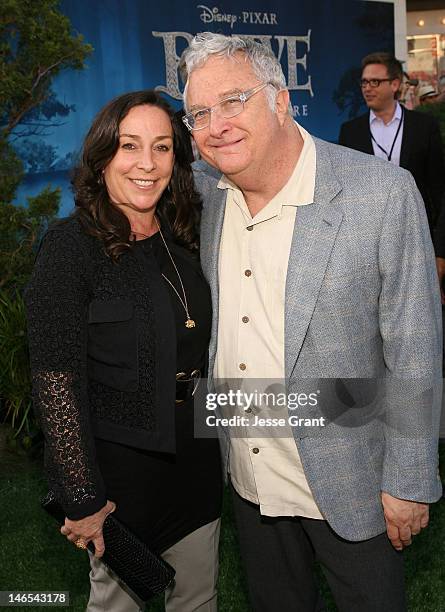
left=0, top=441, right=249, bottom=612
left=0, top=438, right=444, bottom=611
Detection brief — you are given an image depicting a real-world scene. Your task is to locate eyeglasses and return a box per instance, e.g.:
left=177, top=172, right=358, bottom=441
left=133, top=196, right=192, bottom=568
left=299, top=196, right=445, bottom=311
left=182, top=82, right=270, bottom=131
left=360, top=78, right=393, bottom=88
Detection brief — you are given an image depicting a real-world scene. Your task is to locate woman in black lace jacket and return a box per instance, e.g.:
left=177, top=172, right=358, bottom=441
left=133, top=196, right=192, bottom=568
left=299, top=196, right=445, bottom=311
left=25, top=91, right=222, bottom=612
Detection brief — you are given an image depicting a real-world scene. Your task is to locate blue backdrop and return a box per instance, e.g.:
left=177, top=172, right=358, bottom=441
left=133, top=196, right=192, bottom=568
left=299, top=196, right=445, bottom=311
left=15, top=0, right=394, bottom=216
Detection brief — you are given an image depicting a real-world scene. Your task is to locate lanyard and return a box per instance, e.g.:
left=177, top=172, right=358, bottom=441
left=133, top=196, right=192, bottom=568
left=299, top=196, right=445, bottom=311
left=370, top=106, right=404, bottom=162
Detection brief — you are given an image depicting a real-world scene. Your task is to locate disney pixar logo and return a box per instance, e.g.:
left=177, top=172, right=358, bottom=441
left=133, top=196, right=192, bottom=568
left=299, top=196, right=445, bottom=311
left=198, top=5, right=278, bottom=30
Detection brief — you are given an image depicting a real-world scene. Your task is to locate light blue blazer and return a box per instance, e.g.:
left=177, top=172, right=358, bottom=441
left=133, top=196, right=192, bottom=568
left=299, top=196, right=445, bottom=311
left=194, top=137, right=443, bottom=541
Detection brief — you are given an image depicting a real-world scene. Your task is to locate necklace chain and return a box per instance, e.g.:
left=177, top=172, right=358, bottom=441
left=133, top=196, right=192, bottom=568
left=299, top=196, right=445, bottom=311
left=130, top=216, right=158, bottom=241
left=154, top=218, right=196, bottom=329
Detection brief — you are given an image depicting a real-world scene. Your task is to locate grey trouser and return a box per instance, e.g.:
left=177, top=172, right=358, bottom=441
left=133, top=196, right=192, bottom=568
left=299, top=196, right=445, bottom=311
left=231, top=484, right=406, bottom=612
left=86, top=519, right=220, bottom=612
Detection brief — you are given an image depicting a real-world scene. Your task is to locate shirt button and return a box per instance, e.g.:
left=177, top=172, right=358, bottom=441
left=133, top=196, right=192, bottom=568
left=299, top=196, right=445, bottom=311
left=239, top=363, right=247, bottom=371
left=252, top=447, right=260, bottom=454
left=244, top=269, right=252, bottom=277
left=242, top=316, right=249, bottom=323
left=246, top=226, right=254, bottom=231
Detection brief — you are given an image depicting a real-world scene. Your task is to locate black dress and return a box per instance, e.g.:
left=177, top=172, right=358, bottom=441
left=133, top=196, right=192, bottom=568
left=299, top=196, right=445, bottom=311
left=94, top=232, right=222, bottom=554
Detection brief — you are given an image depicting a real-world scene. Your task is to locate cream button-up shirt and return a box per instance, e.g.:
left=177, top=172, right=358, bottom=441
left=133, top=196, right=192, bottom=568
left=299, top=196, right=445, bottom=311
left=214, top=124, right=323, bottom=519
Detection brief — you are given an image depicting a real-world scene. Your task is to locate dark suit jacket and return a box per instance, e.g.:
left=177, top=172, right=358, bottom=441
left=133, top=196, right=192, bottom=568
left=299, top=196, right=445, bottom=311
left=433, top=194, right=445, bottom=258
left=339, top=108, right=445, bottom=235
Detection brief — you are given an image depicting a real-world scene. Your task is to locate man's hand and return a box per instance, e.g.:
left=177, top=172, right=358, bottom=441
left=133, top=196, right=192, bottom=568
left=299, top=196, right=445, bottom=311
left=60, top=500, right=116, bottom=557
left=435, top=257, right=445, bottom=304
left=381, top=492, right=429, bottom=551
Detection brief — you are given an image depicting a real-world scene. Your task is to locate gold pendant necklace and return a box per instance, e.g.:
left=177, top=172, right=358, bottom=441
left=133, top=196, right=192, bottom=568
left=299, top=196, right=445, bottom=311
left=154, top=218, right=196, bottom=329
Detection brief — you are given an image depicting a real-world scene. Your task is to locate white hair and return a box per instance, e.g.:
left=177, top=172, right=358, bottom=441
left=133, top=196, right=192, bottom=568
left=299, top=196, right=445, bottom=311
left=181, top=32, right=290, bottom=114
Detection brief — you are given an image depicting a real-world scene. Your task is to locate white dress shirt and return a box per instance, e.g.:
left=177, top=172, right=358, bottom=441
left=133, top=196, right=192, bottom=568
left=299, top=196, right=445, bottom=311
left=369, top=102, right=404, bottom=166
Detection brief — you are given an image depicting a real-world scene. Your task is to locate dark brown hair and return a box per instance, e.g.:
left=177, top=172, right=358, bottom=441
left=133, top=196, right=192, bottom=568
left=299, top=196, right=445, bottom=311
left=72, top=90, right=201, bottom=259
left=361, top=52, right=403, bottom=82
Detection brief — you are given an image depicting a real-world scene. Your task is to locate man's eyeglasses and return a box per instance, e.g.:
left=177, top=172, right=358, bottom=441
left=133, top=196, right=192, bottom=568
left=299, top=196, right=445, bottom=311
left=360, top=78, right=393, bottom=89
left=182, top=82, right=270, bottom=131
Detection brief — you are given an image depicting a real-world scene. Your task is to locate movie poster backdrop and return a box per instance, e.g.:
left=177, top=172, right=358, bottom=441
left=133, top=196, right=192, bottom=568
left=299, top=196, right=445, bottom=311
left=15, top=0, right=394, bottom=215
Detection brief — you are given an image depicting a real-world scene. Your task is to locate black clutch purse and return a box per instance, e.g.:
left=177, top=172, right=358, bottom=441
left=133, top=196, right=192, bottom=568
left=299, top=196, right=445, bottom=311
left=41, top=491, right=175, bottom=602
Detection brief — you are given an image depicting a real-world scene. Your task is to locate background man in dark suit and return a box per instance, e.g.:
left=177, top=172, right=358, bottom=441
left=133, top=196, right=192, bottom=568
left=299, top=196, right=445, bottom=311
left=338, top=53, right=444, bottom=233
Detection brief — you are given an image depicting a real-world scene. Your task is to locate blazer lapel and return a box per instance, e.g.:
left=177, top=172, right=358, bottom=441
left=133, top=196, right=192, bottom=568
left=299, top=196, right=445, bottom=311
left=359, top=112, right=373, bottom=155
left=399, top=108, right=413, bottom=170
left=198, top=174, right=226, bottom=380
left=285, top=139, right=344, bottom=380
left=201, top=191, right=225, bottom=297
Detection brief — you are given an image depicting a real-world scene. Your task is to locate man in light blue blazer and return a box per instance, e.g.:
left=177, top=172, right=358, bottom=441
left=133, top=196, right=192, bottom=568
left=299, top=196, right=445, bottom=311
left=181, top=32, right=442, bottom=611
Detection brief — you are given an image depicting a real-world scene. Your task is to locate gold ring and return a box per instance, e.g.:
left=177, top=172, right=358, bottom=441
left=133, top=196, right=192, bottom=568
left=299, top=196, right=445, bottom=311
left=74, top=538, right=87, bottom=550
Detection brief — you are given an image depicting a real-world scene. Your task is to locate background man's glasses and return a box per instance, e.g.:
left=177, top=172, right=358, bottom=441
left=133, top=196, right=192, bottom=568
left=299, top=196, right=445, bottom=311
left=360, top=78, right=393, bottom=88
left=183, top=82, right=270, bottom=131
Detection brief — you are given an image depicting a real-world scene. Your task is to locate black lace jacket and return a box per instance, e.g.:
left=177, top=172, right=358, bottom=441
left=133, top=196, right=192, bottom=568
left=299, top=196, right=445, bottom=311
left=25, top=217, right=177, bottom=520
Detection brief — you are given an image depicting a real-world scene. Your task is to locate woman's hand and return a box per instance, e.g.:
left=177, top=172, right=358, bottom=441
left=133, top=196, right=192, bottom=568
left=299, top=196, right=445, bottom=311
left=60, top=500, right=116, bottom=557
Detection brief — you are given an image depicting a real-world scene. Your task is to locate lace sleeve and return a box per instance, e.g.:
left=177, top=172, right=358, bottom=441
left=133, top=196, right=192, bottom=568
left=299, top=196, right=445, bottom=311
left=25, top=228, right=107, bottom=520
